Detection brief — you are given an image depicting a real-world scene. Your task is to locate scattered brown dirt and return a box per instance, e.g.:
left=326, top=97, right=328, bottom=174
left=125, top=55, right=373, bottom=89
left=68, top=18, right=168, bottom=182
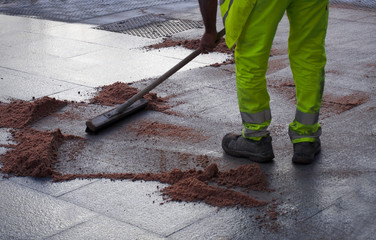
left=215, top=164, right=271, bottom=192
left=267, top=57, right=290, bottom=75
left=252, top=202, right=281, bottom=232
left=89, top=81, right=177, bottom=115
left=52, top=109, right=84, bottom=121
left=268, top=78, right=370, bottom=118
left=366, top=63, right=376, bottom=68
left=268, top=124, right=286, bottom=137
left=0, top=97, right=271, bottom=209
left=162, top=176, right=266, bottom=208
left=210, top=58, right=235, bottom=67
left=54, top=163, right=270, bottom=208
left=147, top=38, right=235, bottom=68
left=57, top=138, right=87, bottom=164
left=147, top=38, right=233, bottom=54
left=0, top=97, right=67, bottom=128
left=156, top=151, right=215, bottom=172
left=326, top=69, right=341, bottom=75
left=268, top=77, right=296, bottom=101
left=194, top=154, right=211, bottom=168
left=321, top=92, right=370, bottom=117
left=270, top=48, right=288, bottom=57
left=52, top=102, right=88, bottom=121
left=129, top=120, right=209, bottom=143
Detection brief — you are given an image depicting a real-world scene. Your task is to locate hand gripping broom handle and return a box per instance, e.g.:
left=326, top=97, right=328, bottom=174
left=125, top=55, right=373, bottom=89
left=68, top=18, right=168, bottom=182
left=115, top=29, right=225, bottom=113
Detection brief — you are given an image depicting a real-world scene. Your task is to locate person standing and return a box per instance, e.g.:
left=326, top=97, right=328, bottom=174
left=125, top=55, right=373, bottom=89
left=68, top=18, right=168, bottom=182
left=198, top=0, right=329, bottom=164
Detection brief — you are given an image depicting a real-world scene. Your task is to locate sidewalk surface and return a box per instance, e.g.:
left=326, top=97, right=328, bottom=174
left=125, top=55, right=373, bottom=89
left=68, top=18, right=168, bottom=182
left=1, top=1, right=375, bottom=239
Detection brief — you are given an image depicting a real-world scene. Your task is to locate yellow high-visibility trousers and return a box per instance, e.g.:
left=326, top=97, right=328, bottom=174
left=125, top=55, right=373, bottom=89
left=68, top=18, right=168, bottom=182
left=235, top=0, right=329, bottom=143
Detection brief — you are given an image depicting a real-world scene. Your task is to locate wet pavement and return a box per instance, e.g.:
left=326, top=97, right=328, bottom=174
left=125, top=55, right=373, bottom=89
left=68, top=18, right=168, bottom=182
left=1, top=1, right=376, bottom=239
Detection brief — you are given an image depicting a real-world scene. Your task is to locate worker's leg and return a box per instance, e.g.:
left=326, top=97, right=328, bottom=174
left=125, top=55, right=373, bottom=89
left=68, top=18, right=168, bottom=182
left=235, top=0, right=288, bottom=140
left=286, top=0, right=329, bottom=163
left=286, top=0, right=329, bottom=144
left=222, top=0, right=288, bottom=162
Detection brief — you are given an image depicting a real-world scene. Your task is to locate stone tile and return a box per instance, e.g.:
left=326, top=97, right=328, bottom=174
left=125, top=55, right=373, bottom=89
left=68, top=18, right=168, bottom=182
left=147, top=46, right=230, bottom=66
left=49, top=85, right=96, bottom=103
left=0, top=180, right=98, bottom=240
left=46, top=215, right=166, bottom=240
left=169, top=208, right=262, bottom=240
left=59, top=179, right=217, bottom=236
left=328, top=7, right=376, bottom=21
left=168, top=201, right=334, bottom=240
left=0, top=47, right=93, bottom=87
left=0, top=30, right=51, bottom=47
left=15, top=37, right=104, bottom=59
left=41, top=23, right=113, bottom=42
left=0, top=67, right=82, bottom=102
left=0, top=15, right=65, bottom=35
left=9, top=177, right=99, bottom=197
left=326, top=18, right=376, bottom=48
left=69, top=48, right=208, bottom=86
left=89, top=30, right=162, bottom=50
left=291, top=181, right=376, bottom=240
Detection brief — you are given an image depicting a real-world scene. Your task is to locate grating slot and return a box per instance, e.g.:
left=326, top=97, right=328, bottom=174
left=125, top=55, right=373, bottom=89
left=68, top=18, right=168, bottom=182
left=95, top=14, right=203, bottom=39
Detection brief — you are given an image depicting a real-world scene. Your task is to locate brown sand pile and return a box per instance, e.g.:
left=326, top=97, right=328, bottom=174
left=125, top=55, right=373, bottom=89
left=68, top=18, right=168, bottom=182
left=130, top=120, right=208, bottom=143
left=0, top=129, right=64, bottom=177
left=0, top=128, right=83, bottom=178
left=0, top=97, right=67, bottom=128
left=54, top=163, right=270, bottom=208
left=89, top=81, right=174, bottom=113
left=90, top=82, right=139, bottom=105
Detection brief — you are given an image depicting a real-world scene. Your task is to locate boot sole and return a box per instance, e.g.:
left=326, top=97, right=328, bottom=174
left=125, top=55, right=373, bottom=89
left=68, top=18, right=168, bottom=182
left=292, top=148, right=321, bottom=164
left=222, top=146, right=274, bottom=163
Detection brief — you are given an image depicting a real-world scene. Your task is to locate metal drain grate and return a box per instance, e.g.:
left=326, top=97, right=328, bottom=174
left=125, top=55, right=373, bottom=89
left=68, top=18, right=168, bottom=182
left=95, top=14, right=203, bottom=39
left=0, top=0, right=189, bottom=23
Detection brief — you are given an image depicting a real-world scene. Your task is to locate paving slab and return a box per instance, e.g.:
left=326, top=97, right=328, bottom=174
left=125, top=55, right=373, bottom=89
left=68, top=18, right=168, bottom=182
left=9, top=177, right=99, bottom=198
left=58, top=179, right=217, bottom=237
left=46, top=215, right=167, bottom=240
left=0, top=180, right=98, bottom=240
left=0, top=66, right=87, bottom=102
left=0, top=14, right=65, bottom=36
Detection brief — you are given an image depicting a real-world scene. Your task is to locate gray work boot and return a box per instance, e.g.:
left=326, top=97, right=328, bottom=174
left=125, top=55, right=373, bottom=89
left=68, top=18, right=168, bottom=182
left=292, top=139, right=321, bottom=164
left=222, top=133, right=274, bottom=163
